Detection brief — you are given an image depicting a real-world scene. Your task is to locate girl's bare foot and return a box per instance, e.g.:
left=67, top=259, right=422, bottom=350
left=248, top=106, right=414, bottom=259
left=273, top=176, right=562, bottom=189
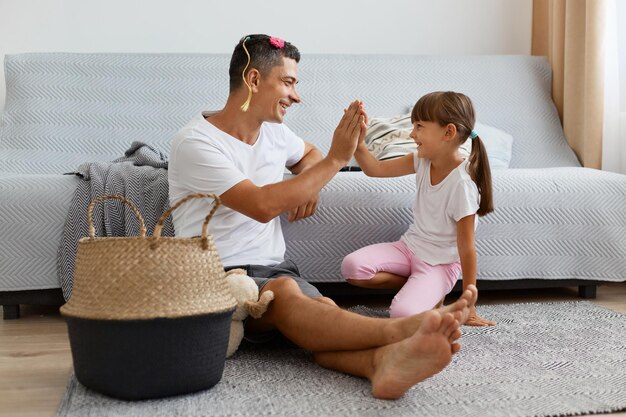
left=371, top=311, right=459, bottom=400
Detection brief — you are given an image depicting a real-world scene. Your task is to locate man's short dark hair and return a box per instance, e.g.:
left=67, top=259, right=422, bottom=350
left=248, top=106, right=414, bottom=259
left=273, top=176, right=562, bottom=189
left=229, top=34, right=300, bottom=93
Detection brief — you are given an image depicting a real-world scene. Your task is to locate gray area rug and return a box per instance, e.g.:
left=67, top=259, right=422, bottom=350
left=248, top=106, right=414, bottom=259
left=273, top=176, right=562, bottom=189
left=57, top=301, right=626, bottom=417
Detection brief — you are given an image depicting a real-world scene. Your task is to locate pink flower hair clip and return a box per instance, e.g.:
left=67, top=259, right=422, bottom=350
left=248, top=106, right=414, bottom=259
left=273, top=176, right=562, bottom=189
left=269, top=37, right=285, bottom=49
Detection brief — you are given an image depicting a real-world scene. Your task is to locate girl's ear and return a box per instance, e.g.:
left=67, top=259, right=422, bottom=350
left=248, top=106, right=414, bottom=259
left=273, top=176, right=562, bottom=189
left=443, top=123, right=457, bottom=141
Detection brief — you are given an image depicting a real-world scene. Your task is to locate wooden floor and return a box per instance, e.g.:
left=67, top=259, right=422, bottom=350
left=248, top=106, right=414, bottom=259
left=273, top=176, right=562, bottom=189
left=1, top=283, right=625, bottom=417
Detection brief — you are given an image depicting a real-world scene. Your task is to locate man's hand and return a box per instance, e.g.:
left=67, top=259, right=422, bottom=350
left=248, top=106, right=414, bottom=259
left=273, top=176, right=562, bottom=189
left=287, top=195, right=318, bottom=222
left=327, top=100, right=367, bottom=166
left=465, top=306, right=496, bottom=326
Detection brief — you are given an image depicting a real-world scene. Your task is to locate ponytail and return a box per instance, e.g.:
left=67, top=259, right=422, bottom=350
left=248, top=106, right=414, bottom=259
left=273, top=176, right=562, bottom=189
left=467, top=135, right=494, bottom=216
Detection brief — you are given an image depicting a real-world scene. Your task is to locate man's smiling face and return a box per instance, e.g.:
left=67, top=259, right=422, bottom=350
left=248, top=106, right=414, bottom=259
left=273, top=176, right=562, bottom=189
left=255, top=57, right=301, bottom=123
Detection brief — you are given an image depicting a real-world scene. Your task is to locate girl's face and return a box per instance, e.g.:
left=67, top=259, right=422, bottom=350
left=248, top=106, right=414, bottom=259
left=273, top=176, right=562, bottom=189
left=409, top=120, right=449, bottom=159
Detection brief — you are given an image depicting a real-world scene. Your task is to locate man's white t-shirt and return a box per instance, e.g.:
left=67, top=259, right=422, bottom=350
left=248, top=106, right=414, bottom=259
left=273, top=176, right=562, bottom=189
left=401, top=154, right=480, bottom=265
left=168, top=111, right=305, bottom=267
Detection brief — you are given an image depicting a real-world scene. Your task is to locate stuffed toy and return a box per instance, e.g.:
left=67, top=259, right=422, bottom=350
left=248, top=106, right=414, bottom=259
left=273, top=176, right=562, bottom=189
left=225, top=268, right=275, bottom=357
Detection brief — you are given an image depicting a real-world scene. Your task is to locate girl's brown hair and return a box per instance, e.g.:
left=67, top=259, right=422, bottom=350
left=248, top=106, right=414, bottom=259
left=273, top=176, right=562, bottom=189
left=411, top=91, right=494, bottom=216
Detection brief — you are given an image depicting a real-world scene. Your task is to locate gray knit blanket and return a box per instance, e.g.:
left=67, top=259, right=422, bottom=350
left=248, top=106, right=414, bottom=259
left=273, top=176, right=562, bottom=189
left=57, top=142, right=173, bottom=300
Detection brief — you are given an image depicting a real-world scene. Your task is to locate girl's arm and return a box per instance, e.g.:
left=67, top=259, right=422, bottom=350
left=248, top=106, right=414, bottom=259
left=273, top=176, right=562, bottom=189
left=353, top=104, right=414, bottom=177
left=354, top=144, right=415, bottom=177
left=457, top=215, right=496, bottom=326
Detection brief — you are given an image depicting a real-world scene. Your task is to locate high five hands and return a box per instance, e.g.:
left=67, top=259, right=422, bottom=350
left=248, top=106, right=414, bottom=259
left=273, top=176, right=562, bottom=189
left=286, top=101, right=367, bottom=223
left=327, top=100, right=368, bottom=166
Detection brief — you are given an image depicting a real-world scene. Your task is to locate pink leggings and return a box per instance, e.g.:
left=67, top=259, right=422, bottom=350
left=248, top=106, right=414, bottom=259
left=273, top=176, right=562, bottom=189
left=341, top=241, right=461, bottom=318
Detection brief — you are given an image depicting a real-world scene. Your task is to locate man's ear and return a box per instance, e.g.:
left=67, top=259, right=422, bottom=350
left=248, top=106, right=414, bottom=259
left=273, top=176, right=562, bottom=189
left=444, top=123, right=457, bottom=141
left=248, top=68, right=261, bottom=92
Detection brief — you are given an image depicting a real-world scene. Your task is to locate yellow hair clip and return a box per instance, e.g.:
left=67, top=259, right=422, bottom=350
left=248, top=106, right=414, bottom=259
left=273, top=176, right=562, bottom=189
left=240, top=37, right=252, bottom=112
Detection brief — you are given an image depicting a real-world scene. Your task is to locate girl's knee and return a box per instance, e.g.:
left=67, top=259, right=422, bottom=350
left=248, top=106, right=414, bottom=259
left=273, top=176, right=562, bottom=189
left=340, top=254, right=359, bottom=279
left=340, top=253, right=373, bottom=281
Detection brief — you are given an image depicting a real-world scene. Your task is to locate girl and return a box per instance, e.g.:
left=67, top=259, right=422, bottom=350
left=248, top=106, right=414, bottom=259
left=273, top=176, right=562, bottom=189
left=342, top=91, right=495, bottom=326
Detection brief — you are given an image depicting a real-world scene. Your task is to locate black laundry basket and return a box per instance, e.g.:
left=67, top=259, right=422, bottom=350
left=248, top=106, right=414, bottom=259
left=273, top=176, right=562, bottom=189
left=61, top=193, right=236, bottom=400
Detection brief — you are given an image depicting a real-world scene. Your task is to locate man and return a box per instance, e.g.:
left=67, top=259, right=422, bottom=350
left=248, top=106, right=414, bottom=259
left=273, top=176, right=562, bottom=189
left=168, top=34, right=477, bottom=400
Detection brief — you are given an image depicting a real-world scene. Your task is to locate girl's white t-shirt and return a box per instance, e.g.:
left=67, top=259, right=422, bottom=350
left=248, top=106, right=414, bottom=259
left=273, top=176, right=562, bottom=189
left=168, top=112, right=305, bottom=267
left=401, top=154, right=480, bottom=265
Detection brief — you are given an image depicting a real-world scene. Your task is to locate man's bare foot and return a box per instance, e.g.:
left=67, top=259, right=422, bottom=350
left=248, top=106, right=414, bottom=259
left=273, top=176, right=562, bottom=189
left=387, top=285, right=477, bottom=343
left=371, top=311, right=459, bottom=400
left=438, top=285, right=478, bottom=325
left=439, top=314, right=461, bottom=352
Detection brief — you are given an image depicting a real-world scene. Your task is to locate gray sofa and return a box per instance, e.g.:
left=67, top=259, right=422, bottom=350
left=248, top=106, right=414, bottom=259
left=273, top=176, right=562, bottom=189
left=1, top=53, right=625, bottom=319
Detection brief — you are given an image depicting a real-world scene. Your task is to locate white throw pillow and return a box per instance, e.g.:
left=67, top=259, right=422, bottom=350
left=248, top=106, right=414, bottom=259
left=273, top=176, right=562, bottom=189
left=461, top=122, right=514, bottom=169
left=363, top=114, right=514, bottom=169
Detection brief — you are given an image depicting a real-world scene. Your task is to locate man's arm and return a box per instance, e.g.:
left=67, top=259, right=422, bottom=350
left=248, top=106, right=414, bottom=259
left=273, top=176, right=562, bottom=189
left=219, top=101, right=365, bottom=223
left=286, top=142, right=323, bottom=222
left=288, top=142, right=323, bottom=175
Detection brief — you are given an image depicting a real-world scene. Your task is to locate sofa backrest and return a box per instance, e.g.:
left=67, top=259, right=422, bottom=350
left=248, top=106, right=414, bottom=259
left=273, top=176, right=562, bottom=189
left=0, top=53, right=580, bottom=175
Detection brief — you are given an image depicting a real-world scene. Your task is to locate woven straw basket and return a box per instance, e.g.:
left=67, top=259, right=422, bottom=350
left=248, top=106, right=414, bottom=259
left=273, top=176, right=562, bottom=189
left=61, top=193, right=237, bottom=400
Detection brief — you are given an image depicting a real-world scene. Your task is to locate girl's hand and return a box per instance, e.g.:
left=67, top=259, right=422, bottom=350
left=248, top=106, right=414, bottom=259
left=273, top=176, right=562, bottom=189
left=465, top=306, right=496, bottom=326
left=358, top=103, right=369, bottom=147
left=346, top=103, right=369, bottom=150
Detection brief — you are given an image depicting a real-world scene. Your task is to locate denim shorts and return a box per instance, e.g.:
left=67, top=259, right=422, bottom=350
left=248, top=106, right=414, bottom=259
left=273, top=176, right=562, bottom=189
left=224, top=259, right=322, bottom=299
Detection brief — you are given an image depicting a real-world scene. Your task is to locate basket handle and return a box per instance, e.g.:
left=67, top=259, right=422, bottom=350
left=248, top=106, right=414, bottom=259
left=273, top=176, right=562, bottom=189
left=153, top=193, right=221, bottom=250
left=87, top=195, right=147, bottom=239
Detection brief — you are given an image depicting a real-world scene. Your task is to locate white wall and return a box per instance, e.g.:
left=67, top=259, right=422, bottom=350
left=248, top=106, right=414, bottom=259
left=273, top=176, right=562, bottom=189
left=0, top=0, right=532, bottom=111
